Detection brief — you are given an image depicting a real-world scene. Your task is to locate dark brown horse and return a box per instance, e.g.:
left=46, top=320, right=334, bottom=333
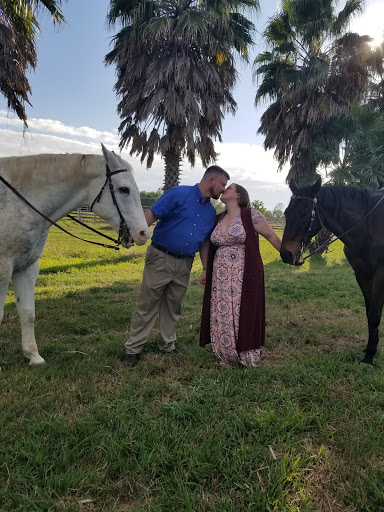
left=280, top=178, right=384, bottom=365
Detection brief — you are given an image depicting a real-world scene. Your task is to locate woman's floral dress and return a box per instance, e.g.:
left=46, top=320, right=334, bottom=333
left=210, top=208, right=265, bottom=367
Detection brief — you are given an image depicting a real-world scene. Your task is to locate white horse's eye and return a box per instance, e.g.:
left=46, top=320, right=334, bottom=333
left=119, top=187, right=130, bottom=194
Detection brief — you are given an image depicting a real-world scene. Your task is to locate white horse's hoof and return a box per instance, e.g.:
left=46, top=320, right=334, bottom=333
left=28, top=356, right=45, bottom=366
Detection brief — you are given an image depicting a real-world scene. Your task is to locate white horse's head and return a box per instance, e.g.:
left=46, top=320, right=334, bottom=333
left=90, top=145, right=150, bottom=247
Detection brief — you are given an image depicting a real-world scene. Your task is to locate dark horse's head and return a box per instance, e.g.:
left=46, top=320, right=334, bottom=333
left=280, top=178, right=322, bottom=265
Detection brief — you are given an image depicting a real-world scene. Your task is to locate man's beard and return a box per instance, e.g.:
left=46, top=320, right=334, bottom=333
left=210, top=187, right=220, bottom=200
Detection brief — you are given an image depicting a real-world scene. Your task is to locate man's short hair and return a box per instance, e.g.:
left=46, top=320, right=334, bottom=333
left=202, top=165, right=230, bottom=181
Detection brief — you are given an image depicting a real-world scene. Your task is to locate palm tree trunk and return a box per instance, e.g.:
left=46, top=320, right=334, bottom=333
left=307, top=227, right=333, bottom=255
left=163, top=147, right=182, bottom=191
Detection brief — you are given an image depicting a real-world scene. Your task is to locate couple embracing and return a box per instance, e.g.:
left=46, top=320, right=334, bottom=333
left=122, top=166, right=281, bottom=368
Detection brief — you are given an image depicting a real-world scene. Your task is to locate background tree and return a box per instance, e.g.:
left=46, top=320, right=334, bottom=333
left=211, top=198, right=226, bottom=214
left=251, top=199, right=270, bottom=216
left=140, top=188, right=163, bottom=209
left=105, top=0, right=259, bottom=190
left=323, top=38, right=384, bottom=189
left=368, top=37, right=384, bottom=114
left=271, top=202, right=284, bottom=219
left=253, top=0, right=381, bottom=183
left=319, top=103, right=384, bottom=188
left=0, top=0, right=66, bottom=124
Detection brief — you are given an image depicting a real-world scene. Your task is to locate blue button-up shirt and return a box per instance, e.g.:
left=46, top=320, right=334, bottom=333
left=151, top=184, right=216, bottom=257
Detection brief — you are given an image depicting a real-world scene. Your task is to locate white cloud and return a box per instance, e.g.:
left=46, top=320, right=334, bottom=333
left=0, top=110, right=118, bottom=144
left=0, top=111, right=291, bottom=209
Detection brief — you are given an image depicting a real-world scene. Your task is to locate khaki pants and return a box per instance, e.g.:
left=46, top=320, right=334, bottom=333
left=124, top=244, right=194, bottom=355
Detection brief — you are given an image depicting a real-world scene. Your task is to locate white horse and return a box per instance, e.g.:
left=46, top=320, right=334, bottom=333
left=0, top=144, right=150, bottom=365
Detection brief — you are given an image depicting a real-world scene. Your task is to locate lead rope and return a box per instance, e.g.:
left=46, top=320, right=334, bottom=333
left=298, top=193, right=384, bottom=261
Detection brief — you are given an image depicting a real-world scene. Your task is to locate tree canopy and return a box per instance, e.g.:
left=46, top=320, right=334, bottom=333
left=106, top=0, right=259, bottom=190
left=251, top=199, right=270, bottom=216
left=254, top=0, right=382, bottom=183
left=323, top=102, right=384, bottom=188
left=0, top=0, right=66, bottom=124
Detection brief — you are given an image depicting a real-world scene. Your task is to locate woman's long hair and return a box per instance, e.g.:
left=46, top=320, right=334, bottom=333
left=234, top=184, right=250, bottom=207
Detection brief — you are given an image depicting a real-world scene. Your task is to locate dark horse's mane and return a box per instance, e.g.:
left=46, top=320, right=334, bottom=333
left=318, top=185, right=373, bottom=215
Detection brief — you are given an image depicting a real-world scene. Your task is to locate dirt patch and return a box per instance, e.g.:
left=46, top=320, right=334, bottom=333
left=303, top=446, right=358, bottom=512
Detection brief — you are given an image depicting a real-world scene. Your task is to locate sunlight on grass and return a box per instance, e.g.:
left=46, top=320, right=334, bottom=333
left=323, top=241, right=348, bottom=266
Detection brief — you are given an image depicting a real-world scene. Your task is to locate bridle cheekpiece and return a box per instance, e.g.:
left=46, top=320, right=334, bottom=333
left=90, top=164, right=129, bottom=246
left=291, top=194, right=323, bottom=262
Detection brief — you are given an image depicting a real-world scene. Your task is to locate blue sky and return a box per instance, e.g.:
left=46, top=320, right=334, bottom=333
left=0, top=0, right=383, bottom=209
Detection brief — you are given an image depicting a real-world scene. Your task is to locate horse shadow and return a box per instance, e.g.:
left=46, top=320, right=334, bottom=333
left=0, top=279, right=142, bottom=368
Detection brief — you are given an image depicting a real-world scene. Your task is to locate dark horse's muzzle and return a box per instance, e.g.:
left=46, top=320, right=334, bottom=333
left=280, top=251, right=294, bottom=264
left=280, top=250, right=304, bottom=266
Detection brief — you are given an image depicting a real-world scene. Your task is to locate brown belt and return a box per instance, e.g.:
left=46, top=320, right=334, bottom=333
left=151, top=242, right=193, bottom=259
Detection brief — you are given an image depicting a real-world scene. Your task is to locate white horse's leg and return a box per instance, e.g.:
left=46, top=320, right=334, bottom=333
left=12, top=261, right=45, bottom=365
left=0, top=263, right=12, bottom=328
left=0, top=272, right=10, bottom=372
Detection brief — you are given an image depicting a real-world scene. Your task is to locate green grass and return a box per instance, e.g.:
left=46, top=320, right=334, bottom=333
left=1, top=221, right=383, bottom=511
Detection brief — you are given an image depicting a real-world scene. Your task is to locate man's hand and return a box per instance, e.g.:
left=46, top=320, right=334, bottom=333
left=145, top=209, right=158, bottom=227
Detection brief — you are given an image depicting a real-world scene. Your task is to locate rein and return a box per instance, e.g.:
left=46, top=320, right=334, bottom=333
left=0, top=165, right=129, bottom=251
left=292, top=192, right=384, bottom=261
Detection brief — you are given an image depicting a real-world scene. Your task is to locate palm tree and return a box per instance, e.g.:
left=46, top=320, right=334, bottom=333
left=322, top=103, right=384, bottom=189
left=253, top=0, right=381, bottom=183
left=367, top=38, right=384, bottom=114
left=0, top=0, right=65, bottom=125
left=105, top=0, right=258, bottom=190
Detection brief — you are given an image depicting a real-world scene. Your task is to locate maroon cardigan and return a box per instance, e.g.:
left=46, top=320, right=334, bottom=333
left=200, top=207, right=265, bottom=352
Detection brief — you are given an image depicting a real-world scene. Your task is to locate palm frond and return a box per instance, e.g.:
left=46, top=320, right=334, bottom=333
left=331, top=0, right=364, bottom=36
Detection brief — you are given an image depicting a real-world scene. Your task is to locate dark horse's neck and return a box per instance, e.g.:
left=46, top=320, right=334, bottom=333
left=317, top=186, right=374, bottom=248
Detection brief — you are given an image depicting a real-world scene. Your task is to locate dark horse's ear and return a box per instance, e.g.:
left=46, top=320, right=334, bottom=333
left=289, top=179, right=299, bottom=194
left=312, top=178, right=322, bottom=195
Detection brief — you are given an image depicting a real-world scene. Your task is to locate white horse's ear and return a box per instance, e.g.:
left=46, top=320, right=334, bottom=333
left=101, top=144, right=118, bottom=167
left=101, top=143, right=109, bottom=159
left=289, top=179, right=298, bottom=193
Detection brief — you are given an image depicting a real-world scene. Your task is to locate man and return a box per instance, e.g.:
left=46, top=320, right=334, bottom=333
left=122, top=166, right=230, bottom=366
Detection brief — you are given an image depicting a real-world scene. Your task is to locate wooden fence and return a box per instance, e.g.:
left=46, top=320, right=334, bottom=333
left=267, top=219, right=285, bottom=233
left=70, top=207, right=104, bottom=224
left=69, top=207, right=286, bottom=233
left=69, top=200, right=156, bottom=224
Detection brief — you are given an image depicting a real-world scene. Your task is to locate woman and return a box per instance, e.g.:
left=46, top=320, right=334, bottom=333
left=199, top=184, right=281, bottom=367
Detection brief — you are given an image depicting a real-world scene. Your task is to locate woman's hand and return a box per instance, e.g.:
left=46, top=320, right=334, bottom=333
left=199, top=269, right=207, bottom=285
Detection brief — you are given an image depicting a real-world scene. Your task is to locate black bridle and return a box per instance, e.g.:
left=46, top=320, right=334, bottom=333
left=290, top=195, right=325, bottom=262
left=0, top=164, right=130, bottom=250
left=291, top=192, right=384, bottom=261
left=90, top=165, right=127, bottom=225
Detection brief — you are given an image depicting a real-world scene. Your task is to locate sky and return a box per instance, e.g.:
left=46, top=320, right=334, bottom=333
left=0, top=0, right=383, bottom=209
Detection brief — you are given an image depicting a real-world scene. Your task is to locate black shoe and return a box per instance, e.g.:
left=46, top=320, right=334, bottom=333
left=121, top=353, right=141, bottom=367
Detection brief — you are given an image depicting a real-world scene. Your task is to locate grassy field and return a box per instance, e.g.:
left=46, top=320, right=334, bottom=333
left=1, top=221, right=383, bottom=512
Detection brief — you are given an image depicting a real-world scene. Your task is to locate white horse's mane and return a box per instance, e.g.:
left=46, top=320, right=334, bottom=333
left=0, top=153, right=101, bottom=173
left=0, top=153, right=105, bottom=187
